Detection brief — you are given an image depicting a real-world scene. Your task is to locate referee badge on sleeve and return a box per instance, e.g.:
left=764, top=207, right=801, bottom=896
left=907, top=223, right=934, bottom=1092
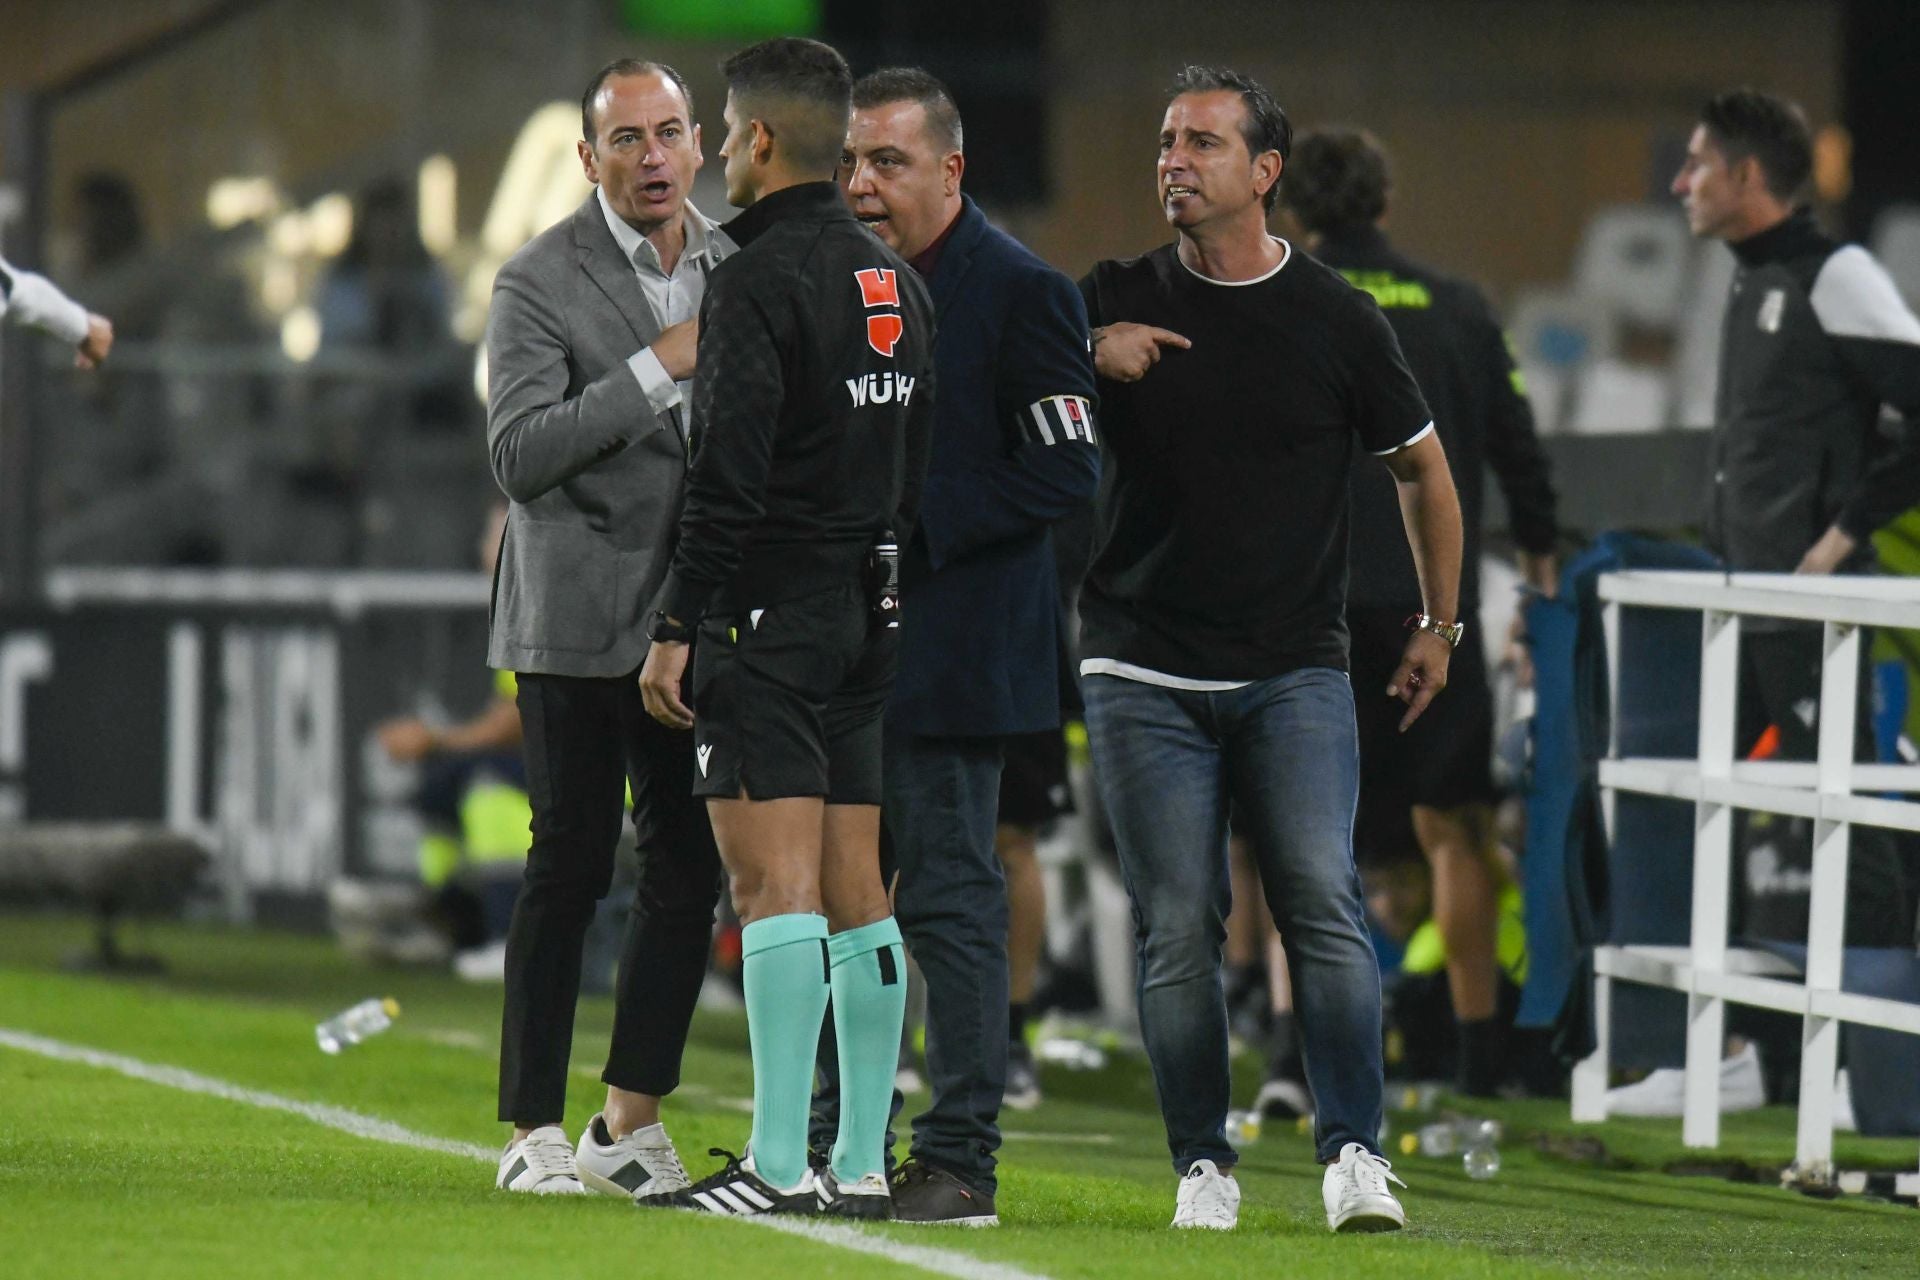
left=1023, top=395, right=1096, bottom=446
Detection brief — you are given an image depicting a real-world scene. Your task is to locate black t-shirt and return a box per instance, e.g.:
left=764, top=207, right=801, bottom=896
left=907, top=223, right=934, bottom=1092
left=1077, top=240, right=1431, bottom=681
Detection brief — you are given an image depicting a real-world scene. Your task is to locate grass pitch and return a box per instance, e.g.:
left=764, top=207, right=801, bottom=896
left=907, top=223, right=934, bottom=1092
left=0, top=911, right=1913, bottom=1278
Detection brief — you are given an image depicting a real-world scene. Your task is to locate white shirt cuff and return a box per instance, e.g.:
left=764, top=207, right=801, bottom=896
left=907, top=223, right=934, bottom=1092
left=627, top=346, right=683, bottom=415
left=6, top=268, right=90, bottom=347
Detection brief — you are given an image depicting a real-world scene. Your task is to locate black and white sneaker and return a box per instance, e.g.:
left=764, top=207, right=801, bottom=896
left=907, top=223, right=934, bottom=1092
left=574, top=1112, right=690, bottom=1199
left=496, top=1125, right=589, bottom=1195
left=637, top=1148, right=817, bottom=1217
left=1004, top=1040, right=1041, bottom=1112
left=816, top=1166, right=893, bottom=1220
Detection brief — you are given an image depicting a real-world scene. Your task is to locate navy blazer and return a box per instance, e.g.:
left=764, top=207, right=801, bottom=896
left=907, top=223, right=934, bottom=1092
left=890, top=197, right=1101, bottom=738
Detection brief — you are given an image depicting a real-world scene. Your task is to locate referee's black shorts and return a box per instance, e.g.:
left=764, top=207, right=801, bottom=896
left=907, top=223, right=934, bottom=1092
left=689, top=583, right=895, bottom=804
left=1349, top=604, right=1496, bottom=813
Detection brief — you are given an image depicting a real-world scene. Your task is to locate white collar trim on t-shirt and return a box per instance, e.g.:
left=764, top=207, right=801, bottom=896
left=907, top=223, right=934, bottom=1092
left=1176, top=236, right=1292, bottom=287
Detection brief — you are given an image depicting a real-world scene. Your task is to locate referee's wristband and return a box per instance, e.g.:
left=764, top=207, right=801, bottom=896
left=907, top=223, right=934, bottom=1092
left=647, top=610, right=695, bottom=644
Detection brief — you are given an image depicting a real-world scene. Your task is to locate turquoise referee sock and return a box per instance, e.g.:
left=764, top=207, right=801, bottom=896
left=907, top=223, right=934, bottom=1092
left=741, top=913, right=831, bottom=1190
left=827, top=916, right=908, bottom=1182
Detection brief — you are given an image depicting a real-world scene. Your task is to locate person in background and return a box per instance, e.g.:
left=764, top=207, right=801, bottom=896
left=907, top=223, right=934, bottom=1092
left=0, top=253, right=113, bottom=367
left=375, top=502, right=529, bottom=962
left=1079, top=65, right=1461, bottom=1234
left=485, top=57, right=730, bottom=1199
left=1634, top=87, right=1920, bottom=1114
left=1282, top=127, right=1558, bottom=1097
left=995, top=725, right=1076, bottom=1112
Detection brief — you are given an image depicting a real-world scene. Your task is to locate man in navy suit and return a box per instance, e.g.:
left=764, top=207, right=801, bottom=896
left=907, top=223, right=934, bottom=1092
left=836, top=67, right=1099, bottom=1224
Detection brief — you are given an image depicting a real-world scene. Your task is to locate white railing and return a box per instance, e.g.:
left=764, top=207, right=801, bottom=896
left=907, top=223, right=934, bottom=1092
left=1572, top=570, right=1920, bottom=1190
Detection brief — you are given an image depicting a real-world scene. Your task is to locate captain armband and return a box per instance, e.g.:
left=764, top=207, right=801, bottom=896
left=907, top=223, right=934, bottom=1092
left=1019, top=394, right=1096, bottom=446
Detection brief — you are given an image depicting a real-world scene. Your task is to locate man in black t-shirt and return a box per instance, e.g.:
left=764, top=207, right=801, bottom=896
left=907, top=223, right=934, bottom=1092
left=1284, top=128, right=1559, bottom=1098
left=1077, top=67, right=1463, bottom=1235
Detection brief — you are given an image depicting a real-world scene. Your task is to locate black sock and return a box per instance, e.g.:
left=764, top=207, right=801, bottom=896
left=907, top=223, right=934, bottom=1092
left=1457, top=1018, right=1507, bottom=1097
left=1009, top=1002, right=1030, bottom=1045
left=1266, top=1011, right=1304, bottom=1082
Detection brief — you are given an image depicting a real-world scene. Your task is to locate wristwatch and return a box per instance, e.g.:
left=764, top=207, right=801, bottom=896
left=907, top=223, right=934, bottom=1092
left=647, top=610, right=696, bottom=644
left=1405, top=613, right=1466, bottom=649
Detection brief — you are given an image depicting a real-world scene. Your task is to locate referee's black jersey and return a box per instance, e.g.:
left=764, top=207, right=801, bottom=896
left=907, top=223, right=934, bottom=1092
left=658, top=181, right=936, bottom=622
left=1315, top=225, right=1558, bottom=614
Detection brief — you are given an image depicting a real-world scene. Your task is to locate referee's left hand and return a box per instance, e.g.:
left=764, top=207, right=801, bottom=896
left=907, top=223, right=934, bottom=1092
left=1386, top=631, right=1451, bottom=732
left=639, top=640, right=695, bottom=729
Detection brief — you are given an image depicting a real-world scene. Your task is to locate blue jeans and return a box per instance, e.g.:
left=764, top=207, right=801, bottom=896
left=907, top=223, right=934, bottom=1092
left=1082, top=668, right=1384, bottom=1171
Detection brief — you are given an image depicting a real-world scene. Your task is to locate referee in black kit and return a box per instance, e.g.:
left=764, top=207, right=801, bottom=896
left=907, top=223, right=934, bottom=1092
left=1283, top=128, right=1559, bottom=1097
left=637, top=37, right=936, bottom=1219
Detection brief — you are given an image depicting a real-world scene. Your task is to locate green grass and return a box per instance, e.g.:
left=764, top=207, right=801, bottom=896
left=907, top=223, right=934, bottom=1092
left=0, top=911, right=1913, bottom=1278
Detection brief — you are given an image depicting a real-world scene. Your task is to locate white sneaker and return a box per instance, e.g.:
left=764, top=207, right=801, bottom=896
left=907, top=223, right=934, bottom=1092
left=497, top=1125, right=589, bottom=1194
left=1604, top=1043, right=1766, bottom=1118
left=1322, top=1142, right=1407, bottom=1233
left=1171, top=1159, right=1239, bottom=1230
left=574, top=1113, right=690, bottom=1199
left=454, top=940, right=508, bottom=983
left=1834, top=1069, right=1858, bottom=1133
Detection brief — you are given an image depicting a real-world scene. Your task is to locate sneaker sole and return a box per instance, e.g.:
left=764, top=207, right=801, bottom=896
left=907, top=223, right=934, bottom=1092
left=1331, top=1209, right=1405, bottom=1233
left=897, top=1214, right=1000, bottom=1228
left=579, top=1164, right=687, bottom=1200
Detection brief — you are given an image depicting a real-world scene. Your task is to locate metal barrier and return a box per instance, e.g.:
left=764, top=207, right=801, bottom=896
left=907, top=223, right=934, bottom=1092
left=1571, top=569, right=1920, bottom=1188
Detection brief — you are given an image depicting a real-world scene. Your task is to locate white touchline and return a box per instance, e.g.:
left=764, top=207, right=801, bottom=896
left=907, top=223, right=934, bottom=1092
left=0, top=1027, right=1051, bottom=1280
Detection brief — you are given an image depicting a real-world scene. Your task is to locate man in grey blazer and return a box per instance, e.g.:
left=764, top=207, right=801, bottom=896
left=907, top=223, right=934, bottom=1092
left=486, top=58, right=732, bottom=1198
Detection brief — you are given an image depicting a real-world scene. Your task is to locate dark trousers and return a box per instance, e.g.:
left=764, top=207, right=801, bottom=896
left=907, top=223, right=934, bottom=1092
left=888, top=725, right=1008, bottom=1192
left=1735, top=626, right=1913, bottom=949
left=497, top=671, right=723, bottom=1126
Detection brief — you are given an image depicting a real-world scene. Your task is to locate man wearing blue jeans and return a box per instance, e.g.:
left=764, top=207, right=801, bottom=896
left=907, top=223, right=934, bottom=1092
left=1078, top=66, right=1464, bottom=1233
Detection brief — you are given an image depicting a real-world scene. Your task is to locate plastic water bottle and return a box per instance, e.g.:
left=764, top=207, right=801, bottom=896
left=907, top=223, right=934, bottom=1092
left=1224, top=1110, right=1263, bottom=1148
left=1415, top=1120, right=1459, bottom=1157
left=316, top=997, right=399, bottom=1054
left=1462, top=1138, right=1501, bottom=1180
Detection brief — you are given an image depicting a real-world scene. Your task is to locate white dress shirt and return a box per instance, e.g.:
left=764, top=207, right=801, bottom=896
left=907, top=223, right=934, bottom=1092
left=597, top=186, right=732, bottom=417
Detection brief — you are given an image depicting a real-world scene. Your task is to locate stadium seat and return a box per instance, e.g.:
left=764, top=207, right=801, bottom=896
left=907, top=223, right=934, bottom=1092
left=1571, top=204, right=1694, bottom=329
left=1568, top=358, right=1670, bottom=435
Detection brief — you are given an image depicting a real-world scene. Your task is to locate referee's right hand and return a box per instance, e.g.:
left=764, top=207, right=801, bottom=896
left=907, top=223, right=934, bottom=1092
left=1092, top=323, right=1189, bottom=382
left=639, top=640, right=695, bottom=729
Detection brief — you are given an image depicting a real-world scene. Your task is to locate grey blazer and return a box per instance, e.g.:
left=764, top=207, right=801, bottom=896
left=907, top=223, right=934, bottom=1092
left=485, top=194, right=732, bottom=677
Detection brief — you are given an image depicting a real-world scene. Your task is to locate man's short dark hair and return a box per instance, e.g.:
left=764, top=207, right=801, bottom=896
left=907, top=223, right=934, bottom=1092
left=1169, top=65, right=1292, bottom=212
left=852, top=67, right=964, bottom=154
left=1283, top=128, right=1390, bottom=236
left=581, top=58, right=695, bottom=146
left=722, top=37, right=854, bottom=176
left=1700, top=89, right=1813, bottom=202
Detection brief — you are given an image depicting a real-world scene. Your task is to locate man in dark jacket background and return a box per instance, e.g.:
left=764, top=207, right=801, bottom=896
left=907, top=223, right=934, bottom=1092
left=834, top=67, right=1100, bottom=1225
left=1666, top=88, right=1920, bottom=1097
left=1283, top=127, right=1559, bottom=1097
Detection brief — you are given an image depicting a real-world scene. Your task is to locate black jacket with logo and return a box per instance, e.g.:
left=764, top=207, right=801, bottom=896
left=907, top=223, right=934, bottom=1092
left=1709, top=208, right=1920, bottom=577
left=1315, top=225, right=1558, bottom=614
left=658, top=181, right=936, bottom=621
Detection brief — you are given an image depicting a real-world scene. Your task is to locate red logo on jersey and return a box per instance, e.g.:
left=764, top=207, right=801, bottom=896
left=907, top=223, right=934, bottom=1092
left=1065, top=399, right=1084, bottom=425
left=855, top=268, right=900, bottom=308
left=866, top=314, right=904, bottom=357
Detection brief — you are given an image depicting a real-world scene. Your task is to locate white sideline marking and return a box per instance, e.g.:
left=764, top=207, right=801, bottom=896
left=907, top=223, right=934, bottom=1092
left=0, top=1028, right=495, bottom=1161
left=0, top=1027, right=1051, bottom=1280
